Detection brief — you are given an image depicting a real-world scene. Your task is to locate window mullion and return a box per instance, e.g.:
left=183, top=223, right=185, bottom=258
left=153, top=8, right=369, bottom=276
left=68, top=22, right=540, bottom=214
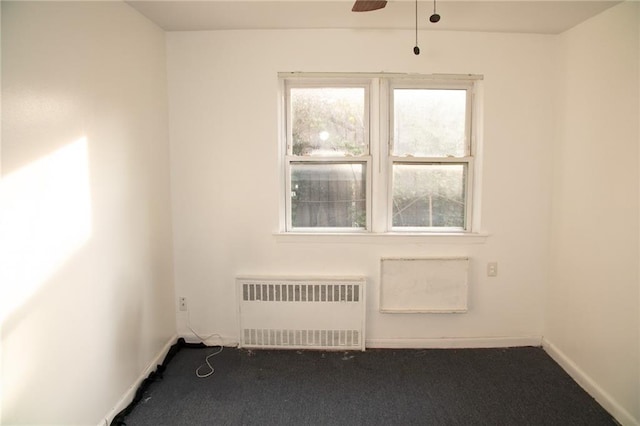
left=372, top=78, right=388, bottom=233
left=284, top=158, right=293, bottom=231
left=465, top=157, right=475, bottom=232
left=466, top=88, right=473, bottom=156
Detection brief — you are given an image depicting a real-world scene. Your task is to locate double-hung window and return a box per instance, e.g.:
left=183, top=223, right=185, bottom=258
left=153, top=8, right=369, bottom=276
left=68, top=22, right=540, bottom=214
left=281, top=73, right=479, bottom=234
left=389, top=80, right=474, bottom=232
left=284, top=79, right=371, bottom=232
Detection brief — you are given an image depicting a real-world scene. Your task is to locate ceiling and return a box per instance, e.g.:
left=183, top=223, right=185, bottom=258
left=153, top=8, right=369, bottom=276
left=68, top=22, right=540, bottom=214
left=126, top=0, right=621, bottom=34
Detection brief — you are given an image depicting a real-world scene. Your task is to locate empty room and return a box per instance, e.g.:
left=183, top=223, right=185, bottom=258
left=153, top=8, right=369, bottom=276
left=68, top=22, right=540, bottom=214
left=1, top=0, right=639, bottom=425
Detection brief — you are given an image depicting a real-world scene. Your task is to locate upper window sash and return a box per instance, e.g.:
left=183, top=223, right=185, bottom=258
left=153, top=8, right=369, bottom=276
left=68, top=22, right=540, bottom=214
left=285, top=79, right=371, bottom=158
left=389, top=80, right=474, bottom=159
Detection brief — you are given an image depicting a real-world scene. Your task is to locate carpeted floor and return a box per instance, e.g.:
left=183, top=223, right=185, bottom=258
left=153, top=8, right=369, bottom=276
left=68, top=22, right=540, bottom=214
left=118, top=344, right=617, bottom=425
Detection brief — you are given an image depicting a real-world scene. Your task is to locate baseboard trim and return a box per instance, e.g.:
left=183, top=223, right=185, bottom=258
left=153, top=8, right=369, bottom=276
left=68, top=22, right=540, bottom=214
left=366, top=336, right=542, bottom=349
left=98, top=334, right=177, bottom=426
left=542, top=337, right=639, bottom=426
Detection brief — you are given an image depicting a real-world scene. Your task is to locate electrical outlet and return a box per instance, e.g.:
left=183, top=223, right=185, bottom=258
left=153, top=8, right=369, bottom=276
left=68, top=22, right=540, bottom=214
left=179, top=297, right=187, bottom=311
left=487, top=262, right=498, bottom=277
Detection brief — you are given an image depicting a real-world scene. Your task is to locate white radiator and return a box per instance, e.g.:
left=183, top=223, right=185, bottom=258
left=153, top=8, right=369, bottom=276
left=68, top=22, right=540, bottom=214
left=237, top=276, right=366, bottom=351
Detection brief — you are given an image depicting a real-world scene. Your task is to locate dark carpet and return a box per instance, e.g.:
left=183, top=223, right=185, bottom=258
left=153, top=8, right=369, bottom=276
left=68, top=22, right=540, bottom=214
left=119, top=344, right=617, bottom=426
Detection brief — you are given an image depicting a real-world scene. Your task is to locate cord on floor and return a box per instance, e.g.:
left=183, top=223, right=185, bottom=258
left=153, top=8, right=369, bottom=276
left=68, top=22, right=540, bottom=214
left=186, top=310, right=224, bottom=378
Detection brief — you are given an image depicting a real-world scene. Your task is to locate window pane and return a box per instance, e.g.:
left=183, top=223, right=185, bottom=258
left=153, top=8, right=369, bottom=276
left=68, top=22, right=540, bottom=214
left=291, top=163, right=366, bottom=228
left=393, top=89, right=467, bottom=157
left=392, top=164, right=466, bottom=228
left=291, top=87, right=366, bottom=157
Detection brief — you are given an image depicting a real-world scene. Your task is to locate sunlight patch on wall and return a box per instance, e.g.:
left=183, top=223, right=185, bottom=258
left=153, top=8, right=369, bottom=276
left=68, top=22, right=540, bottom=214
left=0, top=137, right=92, bottom=324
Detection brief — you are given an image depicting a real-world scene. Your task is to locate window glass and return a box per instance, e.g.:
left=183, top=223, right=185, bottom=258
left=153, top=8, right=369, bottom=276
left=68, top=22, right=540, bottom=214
left=290, top=162, right=366, bottom=228
left=392, top=163, right=466, bottom=228
left=291, top=87, right=366, bottom=157
left=393, top=89, right=467, bottom=157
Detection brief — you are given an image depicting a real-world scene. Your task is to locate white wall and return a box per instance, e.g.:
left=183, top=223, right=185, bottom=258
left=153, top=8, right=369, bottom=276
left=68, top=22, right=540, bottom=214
left=546, top=2, right=640, bottom=424
left=1, top=2, right=175, bottom=424
left=166, top=29, right=556, bottom=347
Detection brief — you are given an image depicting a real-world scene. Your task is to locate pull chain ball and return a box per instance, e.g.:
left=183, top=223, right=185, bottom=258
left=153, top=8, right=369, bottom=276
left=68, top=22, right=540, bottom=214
left=413, top=45, right=420, bottom=55
left=430, top=0, right=441, bottom=23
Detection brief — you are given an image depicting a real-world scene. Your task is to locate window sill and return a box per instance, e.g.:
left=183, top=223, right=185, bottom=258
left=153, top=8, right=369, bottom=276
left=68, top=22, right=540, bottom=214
left=273, top=231, right=489, bottom=244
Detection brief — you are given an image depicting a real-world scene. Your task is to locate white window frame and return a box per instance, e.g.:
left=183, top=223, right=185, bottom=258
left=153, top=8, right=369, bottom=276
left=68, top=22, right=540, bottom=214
left=387, top=79, right=475, bottom=232
left=283, top=77, right=373, bottom=233
left=279, top=73, right=482, bottom=235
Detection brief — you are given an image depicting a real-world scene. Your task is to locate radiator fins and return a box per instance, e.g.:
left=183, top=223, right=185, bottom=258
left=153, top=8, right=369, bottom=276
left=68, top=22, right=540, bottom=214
left=243, top=329, right=360, bottom=348
left=238, top=277, right=366, bottom=351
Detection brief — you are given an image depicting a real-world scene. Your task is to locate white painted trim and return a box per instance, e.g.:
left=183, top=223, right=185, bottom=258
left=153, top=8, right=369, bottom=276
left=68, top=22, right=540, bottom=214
left=273, top=231, right=489, bottom=244
left=278, top=72, right=484, bottom=81
left=366, top=336, right=542, bottom=349
left=542, top=338, right=639, bottom=426
left=98, top=334, right=177, bottom=426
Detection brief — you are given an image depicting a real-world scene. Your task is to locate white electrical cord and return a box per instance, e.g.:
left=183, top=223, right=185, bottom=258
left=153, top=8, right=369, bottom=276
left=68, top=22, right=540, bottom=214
left=186, top=310, right=224, bottom=378
left=195, top=345, right=223, bottom=378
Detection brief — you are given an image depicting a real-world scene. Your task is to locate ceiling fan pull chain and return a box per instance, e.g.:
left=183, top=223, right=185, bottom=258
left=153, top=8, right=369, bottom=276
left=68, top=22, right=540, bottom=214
left=413, top=0, right=420, bottom=55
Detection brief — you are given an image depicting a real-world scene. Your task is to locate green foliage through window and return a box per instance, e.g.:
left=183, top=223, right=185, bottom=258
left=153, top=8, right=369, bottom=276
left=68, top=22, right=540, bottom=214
left=291, top=87, right=366, bottom=157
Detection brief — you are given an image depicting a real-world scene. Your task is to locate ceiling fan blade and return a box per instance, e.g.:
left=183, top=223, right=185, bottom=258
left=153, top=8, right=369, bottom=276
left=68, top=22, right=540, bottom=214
left=352, top=0, right=387, bottom=12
